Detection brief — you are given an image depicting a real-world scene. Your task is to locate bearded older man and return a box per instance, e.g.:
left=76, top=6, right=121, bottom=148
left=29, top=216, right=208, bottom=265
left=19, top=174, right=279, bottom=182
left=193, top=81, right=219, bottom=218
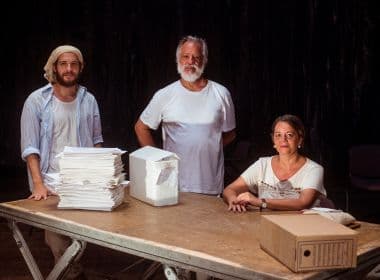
left=20, top=45, right=103, bottom=279
left=135, top=35, right=236, bottom=195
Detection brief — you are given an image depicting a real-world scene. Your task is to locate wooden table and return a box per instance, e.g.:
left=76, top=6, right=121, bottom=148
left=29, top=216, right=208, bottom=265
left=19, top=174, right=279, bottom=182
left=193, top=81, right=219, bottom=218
left=0, top=192, right=379, bottom=279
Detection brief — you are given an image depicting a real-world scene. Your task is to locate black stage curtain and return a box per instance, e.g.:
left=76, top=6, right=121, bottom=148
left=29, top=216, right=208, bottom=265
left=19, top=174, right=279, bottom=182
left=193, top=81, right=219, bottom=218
left=1, top=0, right=379, bottom=189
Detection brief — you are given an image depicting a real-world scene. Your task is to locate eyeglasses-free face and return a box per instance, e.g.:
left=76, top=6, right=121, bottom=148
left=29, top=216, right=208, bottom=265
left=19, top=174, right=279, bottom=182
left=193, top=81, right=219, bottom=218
left=179, top=41, right=204, bottom=66
left=273, top=132, right=297, bottom=141
left=56, top=60, right=81, bottom=69
left=272, top=121, right=303, bottom=155
left=272, top=120, right=301, bottom=142
left=55, top=52, right=82, bottom=70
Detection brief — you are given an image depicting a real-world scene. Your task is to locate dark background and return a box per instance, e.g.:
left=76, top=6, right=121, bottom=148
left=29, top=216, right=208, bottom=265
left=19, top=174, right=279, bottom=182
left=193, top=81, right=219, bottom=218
left=1, top=0, right=379, bottom=209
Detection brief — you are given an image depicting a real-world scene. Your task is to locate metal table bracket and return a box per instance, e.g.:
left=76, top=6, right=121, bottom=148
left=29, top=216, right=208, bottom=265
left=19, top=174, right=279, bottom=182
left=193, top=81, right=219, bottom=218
left=8, top=219, right=87, bottom=280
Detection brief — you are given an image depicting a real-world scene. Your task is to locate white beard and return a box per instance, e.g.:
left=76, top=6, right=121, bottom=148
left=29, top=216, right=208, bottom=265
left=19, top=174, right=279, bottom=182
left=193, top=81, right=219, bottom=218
left=177, top=63, right=204, bottom=82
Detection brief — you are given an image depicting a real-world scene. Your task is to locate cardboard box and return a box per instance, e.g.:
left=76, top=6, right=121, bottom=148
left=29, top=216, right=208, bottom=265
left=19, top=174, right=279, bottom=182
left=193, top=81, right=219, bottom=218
left=129, top=146, right=179, bottom=206
left=259, top=213, right=358, bottom=272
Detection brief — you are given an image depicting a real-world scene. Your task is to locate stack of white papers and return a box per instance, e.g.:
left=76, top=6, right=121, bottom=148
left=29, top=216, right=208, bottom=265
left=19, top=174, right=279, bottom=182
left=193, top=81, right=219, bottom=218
left=43, top=172, right=61, bottom=194
left=55, top=146, right=127, bottom=211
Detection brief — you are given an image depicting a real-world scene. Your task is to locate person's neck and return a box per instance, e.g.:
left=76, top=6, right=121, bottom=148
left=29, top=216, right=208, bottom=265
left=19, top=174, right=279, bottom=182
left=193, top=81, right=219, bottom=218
left=276, top=153, right=303, bottom=170
left=180, top=77, right=207, bottom=92
left=53, top=84, right=78, bottom=102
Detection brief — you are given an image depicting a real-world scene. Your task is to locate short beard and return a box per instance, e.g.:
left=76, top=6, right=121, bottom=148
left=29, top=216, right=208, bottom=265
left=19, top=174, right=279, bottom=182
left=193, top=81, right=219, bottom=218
left=177, top=63, right=204, bottom=83
left=55, top=72, right=79, bottom=87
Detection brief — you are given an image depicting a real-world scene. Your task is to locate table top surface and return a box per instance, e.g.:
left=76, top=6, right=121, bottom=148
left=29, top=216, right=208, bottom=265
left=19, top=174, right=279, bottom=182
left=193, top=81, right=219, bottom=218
left=1, top=192, right=380, bottom=280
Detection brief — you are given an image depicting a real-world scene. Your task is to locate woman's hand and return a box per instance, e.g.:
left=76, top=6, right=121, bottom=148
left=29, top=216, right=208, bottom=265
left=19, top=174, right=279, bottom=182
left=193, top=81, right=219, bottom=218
left=227, top=197, right=248, bottom=212
left=223, top=177, right=251, bottom=212
left=227, top=192, right=261, bottom=212
left=235, top=192, right=261, bottom=208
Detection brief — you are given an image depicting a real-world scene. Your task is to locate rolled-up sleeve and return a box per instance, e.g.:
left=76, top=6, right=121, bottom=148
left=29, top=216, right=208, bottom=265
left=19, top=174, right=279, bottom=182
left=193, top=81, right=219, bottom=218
left=92, top=98, right=103, bottom=145
left=20, top=97, right=41, bottom=161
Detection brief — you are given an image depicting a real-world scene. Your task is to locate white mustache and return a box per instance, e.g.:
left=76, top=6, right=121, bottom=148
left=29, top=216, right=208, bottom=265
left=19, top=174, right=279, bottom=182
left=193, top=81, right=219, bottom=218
left=183, top=64, right=198, bottom=70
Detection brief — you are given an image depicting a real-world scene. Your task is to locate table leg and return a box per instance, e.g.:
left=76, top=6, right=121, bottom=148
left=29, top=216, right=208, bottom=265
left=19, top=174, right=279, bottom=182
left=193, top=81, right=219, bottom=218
left=8, top=219, right=87, bottom=280
left=141, top=261, right=163, bottom=279
left=9, top=219, right=44, bottom=280
left=163, top=264, right=179, bottom=280
left=140, top=262, right=179, bottom=280
left=46, top=238, right=86, bottom=280
left=366, top=263, right=380, bottom=279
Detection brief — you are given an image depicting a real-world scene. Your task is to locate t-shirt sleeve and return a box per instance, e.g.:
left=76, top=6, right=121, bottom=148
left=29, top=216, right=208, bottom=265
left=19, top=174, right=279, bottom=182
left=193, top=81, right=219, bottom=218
left=223, top=91, right=236, bottom=132
left=301, top=163, right=326, bottom=195
left=139, top=91, right=164, bottom=130
left=222, top=89, right=236, bottom=132
left=240, top=159, right=263, bottom=194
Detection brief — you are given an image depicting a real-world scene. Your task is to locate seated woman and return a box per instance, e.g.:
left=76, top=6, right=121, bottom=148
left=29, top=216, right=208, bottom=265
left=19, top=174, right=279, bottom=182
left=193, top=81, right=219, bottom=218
left=223, top=114, right=327, bottom=212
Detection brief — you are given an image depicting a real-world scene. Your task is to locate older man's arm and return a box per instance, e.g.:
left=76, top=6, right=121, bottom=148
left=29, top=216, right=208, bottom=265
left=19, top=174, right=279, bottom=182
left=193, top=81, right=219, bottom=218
left=135, top=119, right=156, bottom=147
left=222, top=129, right=236, bottom=147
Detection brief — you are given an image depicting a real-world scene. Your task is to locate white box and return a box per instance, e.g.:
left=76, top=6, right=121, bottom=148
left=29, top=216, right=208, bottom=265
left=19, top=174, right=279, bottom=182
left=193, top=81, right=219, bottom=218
left=129, top=146, right=179, bottom=206
left=259, top=214, right=358, bottom=272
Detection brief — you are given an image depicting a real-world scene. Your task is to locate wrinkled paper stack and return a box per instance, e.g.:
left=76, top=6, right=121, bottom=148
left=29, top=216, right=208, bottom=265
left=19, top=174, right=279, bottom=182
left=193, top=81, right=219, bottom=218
left=55, top=146, right=127, bottom=211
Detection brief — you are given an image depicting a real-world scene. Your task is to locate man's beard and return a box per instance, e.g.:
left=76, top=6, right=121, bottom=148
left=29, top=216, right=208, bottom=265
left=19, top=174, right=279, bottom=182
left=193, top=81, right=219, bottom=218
left=55, top=72, right=79, bottom=87
left=177, top=63, right=204, bottom=82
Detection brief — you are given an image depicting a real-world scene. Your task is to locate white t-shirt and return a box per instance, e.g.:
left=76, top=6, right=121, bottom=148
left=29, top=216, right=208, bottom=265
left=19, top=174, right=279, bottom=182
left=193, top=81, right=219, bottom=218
left=48, top=96, right=79, bottom=173
left=241, top=157, right=326, bottom=206
left=140, top=80, right=236, bottom=194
